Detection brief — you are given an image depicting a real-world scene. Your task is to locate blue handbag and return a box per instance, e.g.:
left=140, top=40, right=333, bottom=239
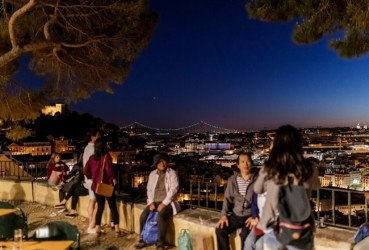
left=354, top=222, right=369, bottom=243
left=141, top=211, right=158, bottom=244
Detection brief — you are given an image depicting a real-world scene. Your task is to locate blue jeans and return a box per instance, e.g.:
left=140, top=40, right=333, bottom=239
left=244, top=229, right=264, bottom=250
left=264, top=231, right=313, bottom=250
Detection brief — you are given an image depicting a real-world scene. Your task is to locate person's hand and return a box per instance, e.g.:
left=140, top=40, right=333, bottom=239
left=245, top=217, right=259, bottom=229
left=245, top=217, right=253, bottom=229
left=215, top=216, right=229, bottom=229
left=253, top=217, right=259, bottom=227
left=149, top=203, right=156, bottom=211
left=157, top=203, right=166, bottom=212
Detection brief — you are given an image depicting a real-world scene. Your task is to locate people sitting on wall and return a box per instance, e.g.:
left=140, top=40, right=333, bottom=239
left=215, top=152, right=257, bottom=250
left=47, top=153, right=69, bottom=204
left=135, top=154, right=180, bottom=250
left=54, top=155, right=89, bottom=217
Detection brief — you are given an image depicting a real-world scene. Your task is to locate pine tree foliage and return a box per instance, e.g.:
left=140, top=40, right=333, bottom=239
left=5, top=125, right=31, bottom=142
left=246, top=0, right=369, bottom=58
left=0, top=0, right=158, bottom=140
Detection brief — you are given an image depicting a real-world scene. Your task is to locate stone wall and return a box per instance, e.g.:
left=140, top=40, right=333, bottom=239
left=0, top=179, right=357, bottom=250
left=0, top=179, right=225, bottom=249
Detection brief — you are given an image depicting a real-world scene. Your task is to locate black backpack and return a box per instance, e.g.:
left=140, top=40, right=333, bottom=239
left=274, top=178, right=314, bottom=246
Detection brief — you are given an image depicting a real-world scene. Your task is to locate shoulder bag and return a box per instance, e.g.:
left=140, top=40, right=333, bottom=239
left=177, top=229, right=193, bottom=250
left=95, top=155, right=114, bottom=197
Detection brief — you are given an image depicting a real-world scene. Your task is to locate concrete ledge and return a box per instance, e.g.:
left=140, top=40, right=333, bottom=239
left=134, top=203, right=221, bottom=250
left=0, top=179, right=358, bottom=250
left=315, top=226, right=355, bottom=250
left=0, top=179, right=235, bottom=249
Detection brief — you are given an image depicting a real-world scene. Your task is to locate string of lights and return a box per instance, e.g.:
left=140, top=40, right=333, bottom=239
left=120, top=121, right=239, bottom=133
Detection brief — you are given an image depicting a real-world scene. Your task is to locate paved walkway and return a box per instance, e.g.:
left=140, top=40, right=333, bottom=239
left=17, top=201, right=177, bottom=250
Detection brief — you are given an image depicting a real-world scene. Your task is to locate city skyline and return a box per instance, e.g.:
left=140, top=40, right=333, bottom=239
left=17, top=0, right=369, bottom=130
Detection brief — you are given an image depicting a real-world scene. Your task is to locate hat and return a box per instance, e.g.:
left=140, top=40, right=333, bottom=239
left=151, top=154, right=167, bottom=168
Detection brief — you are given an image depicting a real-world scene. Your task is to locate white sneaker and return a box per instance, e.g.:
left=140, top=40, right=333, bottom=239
left=87, top=227, right=96, bottom=234
left=57, top=208, right=66, bottom=213
left=49, top=212, right=57, bottom=217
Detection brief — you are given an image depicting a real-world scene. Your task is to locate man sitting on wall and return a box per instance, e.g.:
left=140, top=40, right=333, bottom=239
left=135, top=154, right=180, bottom=250
left=215, top=152, right=257, bottom=250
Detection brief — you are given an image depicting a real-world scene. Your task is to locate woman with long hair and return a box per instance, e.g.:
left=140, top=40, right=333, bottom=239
left=84, top=138, right=121, bottom=237
left=47, top=153, right=69, bottom=203
left=54, top=154, right=89, bottom=216
left=254, top=125, right=319, bottom=250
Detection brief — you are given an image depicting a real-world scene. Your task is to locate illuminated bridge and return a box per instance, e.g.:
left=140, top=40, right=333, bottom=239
left=120, top=121, right=239, bottom=135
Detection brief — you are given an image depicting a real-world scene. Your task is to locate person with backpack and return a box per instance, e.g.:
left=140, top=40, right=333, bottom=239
left=254, top=125, right=319, bottom=250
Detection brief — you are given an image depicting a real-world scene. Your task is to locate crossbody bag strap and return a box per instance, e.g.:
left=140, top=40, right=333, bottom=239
left=100, top=155, right=106, bottom=183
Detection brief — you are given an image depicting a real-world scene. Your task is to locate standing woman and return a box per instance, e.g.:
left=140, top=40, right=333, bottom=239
left=254, top=125, right=319, bottom=250
left=84, top=138, right=121, bottom=237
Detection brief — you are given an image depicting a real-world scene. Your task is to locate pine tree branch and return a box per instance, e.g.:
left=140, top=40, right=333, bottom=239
left=8, top=0, right=36, bottom=48
left=43, top=15, right=56, bottom=40
left=61, top=39, right=103, bottom=48
left=2, top=0, right=8, bottom=19
left=0, top=42, right=54, bottom=68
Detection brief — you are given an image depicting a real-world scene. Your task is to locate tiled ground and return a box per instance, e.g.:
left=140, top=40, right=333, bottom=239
left=16, top=201, right=177, bottom=250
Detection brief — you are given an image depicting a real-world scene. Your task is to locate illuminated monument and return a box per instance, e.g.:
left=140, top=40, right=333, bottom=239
left=41, top=104, right=66, bottom=116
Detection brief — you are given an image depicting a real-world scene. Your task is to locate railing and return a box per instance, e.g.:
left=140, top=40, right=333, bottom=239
left=0, top=161, right=48, bottom=180
left=2, top=159, right=368, bottom=230
left=114, top=168, right=151, bottom=196
left=177, top=183, right=369, bottom=229
left=316, top=187, right=368, bottom=229
left=178, top=180, right=225, bottom=211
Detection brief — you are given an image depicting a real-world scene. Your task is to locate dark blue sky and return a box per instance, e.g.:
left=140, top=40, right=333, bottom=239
left=65, top=0, right=369, bottom=130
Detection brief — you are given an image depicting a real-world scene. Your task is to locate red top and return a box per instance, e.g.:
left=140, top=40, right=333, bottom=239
left=84, top=153, right=115, bottom=192
left=47, top=161, right=69, bottom=181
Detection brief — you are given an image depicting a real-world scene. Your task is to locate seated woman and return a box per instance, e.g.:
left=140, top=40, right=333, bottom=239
left=55, top=158, right=89, bottom=217
left=47, top=153, right=69, bottom=203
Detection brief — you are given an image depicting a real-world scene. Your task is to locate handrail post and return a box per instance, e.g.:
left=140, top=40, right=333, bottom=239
left=190, top=180, right=193, bottom=210
left=332, top=190, right=335, bottom=225
left=365, top=193, right=368, bottom=223
left=317, top=188, right=320, bottom=228
left=214, top=184, right=218, bottom=210
left=206, top=182, right=209, bottom=209
left=348, top=191, right=351, bottom=227
left=117, top=169, right=121, bottom=194
left=198, top=181, right=201, bottom=207
left=17, top=162, right=21, bottom=181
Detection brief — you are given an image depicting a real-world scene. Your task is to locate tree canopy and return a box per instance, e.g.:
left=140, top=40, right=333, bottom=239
left=246, top=0, right=369, bottom=58
left=0, top=0, right=158, bottom=138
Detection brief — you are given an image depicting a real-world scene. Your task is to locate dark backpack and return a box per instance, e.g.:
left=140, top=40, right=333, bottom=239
left=274, top=180, right=314, bottom=246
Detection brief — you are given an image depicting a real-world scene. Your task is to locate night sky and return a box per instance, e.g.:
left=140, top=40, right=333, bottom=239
left=21, top=1, right=369, bottom=130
